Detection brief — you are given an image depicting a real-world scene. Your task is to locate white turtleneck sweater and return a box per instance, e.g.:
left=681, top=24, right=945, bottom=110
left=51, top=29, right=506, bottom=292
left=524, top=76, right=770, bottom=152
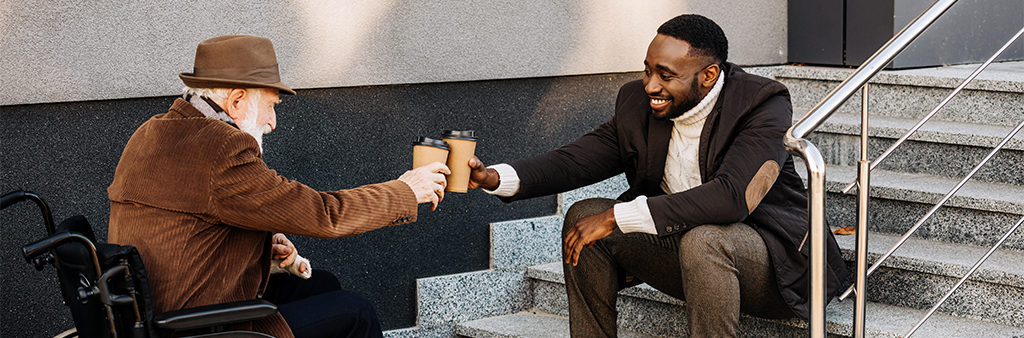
left=486, top=74, right=725, bottom=235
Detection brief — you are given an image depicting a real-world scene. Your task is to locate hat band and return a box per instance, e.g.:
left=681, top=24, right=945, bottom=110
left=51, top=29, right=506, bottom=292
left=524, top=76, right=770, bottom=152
left=192, top=64, right=281, bottom=84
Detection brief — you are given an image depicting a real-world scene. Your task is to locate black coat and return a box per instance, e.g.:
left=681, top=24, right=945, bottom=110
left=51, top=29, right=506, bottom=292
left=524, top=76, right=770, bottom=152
left=504, top=63, right=848, bottom=320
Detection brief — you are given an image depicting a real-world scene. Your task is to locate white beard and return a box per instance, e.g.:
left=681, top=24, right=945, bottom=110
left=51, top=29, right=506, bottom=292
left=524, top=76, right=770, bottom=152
left=236, top=97, right=272, bottom=154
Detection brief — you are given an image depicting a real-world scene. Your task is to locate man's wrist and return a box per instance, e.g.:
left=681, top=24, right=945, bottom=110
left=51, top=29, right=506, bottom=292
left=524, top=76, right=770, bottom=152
left=484, top=168, right=500, bottom=190
left=484, top=164, right=520, bottom=197
left=613, top=196, right=658, bottom=235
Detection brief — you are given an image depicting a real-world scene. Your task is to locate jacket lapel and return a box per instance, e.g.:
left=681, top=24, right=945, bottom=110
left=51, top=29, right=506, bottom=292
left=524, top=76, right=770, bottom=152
left=646, top=114, right=673, bottom=187
left=699, top=103, right=721, bottom=181
left=698, top=63, right=734, bottom=181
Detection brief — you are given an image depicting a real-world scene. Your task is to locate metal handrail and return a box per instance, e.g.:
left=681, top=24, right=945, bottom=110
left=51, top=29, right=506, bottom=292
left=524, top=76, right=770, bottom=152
left=905, top=215, right=1024, bottom=337
left=783, top=1, right=959, bottom=337
left=852, top=85, right=870, bottom=338
left=840, top=25, right=1024, bottom=195
left=838, top=25, right=1024, bottom=302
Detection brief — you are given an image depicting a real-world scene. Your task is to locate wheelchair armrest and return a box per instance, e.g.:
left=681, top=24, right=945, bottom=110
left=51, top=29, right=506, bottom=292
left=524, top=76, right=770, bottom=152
left=152, top=299, right=277, bottom=331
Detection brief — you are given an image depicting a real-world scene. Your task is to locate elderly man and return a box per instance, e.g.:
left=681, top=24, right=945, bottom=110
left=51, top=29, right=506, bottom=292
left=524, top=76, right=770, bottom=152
left=469, top=15, right=848, bottom=337
left=108, top=35, right=449, bottom=338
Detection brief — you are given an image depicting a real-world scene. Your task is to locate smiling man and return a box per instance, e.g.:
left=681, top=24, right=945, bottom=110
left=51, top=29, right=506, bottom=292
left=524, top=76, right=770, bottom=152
left=468, top=15, right=848, bottom=337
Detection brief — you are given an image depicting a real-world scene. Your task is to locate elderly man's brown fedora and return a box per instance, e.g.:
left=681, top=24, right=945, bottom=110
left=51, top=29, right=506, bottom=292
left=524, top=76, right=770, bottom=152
left=179, top=35, right=296, bottom=95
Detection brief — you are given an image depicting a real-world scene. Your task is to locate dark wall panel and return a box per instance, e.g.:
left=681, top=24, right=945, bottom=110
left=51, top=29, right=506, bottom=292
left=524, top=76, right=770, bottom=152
left=1, top=72, right=640, bottom=336
left=788, top=0, right=844, bottom=65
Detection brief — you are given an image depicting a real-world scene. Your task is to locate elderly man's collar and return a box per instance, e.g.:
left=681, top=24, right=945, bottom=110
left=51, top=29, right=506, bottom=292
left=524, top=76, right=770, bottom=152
left=184, top=93, right=236, bottom=127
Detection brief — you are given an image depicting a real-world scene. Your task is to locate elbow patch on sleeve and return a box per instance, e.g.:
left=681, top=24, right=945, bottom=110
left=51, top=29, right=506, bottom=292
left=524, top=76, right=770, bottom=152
left=745, top=160, right=780, bottom=214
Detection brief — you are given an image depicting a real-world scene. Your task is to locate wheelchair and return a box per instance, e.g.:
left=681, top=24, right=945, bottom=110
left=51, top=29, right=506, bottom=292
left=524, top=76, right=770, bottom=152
left=3, top=190, right=278, bottom=338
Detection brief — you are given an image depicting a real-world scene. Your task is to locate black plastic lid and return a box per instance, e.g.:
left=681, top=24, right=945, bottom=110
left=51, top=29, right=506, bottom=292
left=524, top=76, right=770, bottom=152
left=441, top=130, right=477, bottom=140
left=413, top=136, right=450, bottom=150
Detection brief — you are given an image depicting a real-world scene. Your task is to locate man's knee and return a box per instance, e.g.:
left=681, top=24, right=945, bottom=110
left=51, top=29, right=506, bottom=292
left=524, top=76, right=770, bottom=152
left=280, top=289, right=382, bottom=338
left=679, top=225, right=731, bottom=264
left=563, top=198, right=618, bottom=236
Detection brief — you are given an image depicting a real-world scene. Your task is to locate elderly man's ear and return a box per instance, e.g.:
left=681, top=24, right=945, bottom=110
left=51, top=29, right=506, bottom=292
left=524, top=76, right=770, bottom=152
left=223, top=89, right=249, bottom=122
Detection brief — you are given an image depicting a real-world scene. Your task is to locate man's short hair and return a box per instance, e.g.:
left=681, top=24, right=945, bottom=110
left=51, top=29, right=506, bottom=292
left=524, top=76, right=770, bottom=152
left=657, top=14, right=728, bottom=66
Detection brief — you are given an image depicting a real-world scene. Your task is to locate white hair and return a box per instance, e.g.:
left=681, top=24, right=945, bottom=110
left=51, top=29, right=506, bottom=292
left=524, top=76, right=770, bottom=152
left=182, top=87, right=232, bottom=103
left=182, top=87, right=271, bottom=152
left=181, top=87, right=270, bottom=111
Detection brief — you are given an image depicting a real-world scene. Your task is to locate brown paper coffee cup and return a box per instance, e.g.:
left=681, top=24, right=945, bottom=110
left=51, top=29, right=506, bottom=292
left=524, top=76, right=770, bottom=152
left=412, top=137, right=450, bottom=169
left=441, top=130, right=477, bottom=193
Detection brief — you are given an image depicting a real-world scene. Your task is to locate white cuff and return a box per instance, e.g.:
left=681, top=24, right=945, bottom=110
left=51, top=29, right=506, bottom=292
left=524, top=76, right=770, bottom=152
left=483, top=163, right=520, bottom=197
left=613, top=196, right=658, bottom=235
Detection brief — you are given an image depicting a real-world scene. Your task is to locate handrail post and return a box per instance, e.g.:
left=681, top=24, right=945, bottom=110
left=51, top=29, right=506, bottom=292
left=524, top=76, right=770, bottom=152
left=785, top=1, right=958, bottom=336
left=853, top=85, right=870, bottom=338
left=784, top=136, right=827, bottom=338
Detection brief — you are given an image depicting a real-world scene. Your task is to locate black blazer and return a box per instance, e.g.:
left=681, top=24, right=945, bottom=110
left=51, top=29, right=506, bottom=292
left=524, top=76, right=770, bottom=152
left=504, top=63, right=848, bottom=321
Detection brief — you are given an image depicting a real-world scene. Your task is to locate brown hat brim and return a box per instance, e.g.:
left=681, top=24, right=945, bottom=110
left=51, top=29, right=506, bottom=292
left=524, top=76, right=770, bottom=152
left=179, top=73, right=296, bottom=95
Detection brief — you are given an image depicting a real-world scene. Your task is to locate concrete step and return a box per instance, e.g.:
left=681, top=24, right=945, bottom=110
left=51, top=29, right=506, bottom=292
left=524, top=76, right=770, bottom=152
left=835, top=231, right=1024, bottom=327
left=772, top=61, right=1024, bottom=128
left=794, top=162, right=1024, bottom=251
left=797, top=109, right=1024, bottom=186
left=525, top=263, right=1024, bottom=338
left=456, top=311, right=657, bottom=338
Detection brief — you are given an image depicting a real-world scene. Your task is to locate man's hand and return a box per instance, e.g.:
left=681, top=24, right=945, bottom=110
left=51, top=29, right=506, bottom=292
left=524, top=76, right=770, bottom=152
left=272, top=233, right=299, bottom=269
left=564, top=208, right=617, bottom=266
left=467, top=157, right=500, bottom=190
left=398, top=162, right=450, bottom=210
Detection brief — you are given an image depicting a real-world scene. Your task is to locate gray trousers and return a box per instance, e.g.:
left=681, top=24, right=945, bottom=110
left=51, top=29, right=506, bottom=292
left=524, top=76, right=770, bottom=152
left=562, top=198, right=794, bottom=338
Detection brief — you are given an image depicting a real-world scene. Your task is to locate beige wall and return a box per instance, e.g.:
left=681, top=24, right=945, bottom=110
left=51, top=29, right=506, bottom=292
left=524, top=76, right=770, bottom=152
left=0, top=0, right=787, bottom=106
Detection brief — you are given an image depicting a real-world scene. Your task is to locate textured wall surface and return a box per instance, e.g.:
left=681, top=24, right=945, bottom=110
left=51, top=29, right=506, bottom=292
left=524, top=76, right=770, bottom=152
left=2, top=1, right=789, bottom=335
left=690, top=0, right=789, bottom=66
left=0, top=0, right=787, bottom=106
left=1, top=71, right=643, bottom=336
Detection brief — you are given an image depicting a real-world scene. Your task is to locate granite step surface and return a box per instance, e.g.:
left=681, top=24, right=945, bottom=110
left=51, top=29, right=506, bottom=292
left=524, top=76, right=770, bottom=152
left=525, top=263, right=1024, bottom=338
left=456, top=311, right=657, bottom=338
left=793, top=162, right=1024, bottom=251
left=772, top=61, right=1024, bottom=127
left=796, top=109, right=1024, bottom=186
left=835, top=231, right=1024, bottom=327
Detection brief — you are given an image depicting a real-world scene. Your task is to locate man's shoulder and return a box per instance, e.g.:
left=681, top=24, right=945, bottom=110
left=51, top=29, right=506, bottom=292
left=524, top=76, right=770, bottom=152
left=723, top=63, right=787, bottom=96
left=620, top=78, right=645, bottom=90
left=140, top=101, right=241, bottom=139
left=615, top=79, right=649, bottom=114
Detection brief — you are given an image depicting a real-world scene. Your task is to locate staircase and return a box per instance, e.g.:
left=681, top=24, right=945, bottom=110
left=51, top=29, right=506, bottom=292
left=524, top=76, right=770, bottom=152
left=384, top=61, right=1024, bottom=338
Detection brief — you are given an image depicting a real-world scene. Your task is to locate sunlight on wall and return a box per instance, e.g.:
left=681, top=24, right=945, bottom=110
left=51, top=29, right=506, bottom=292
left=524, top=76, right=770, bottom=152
left=527, top=1, right=689, bottom=136
left=558, top=1, right=689, bottom=75
left=293, top=0, right=396, bottom=88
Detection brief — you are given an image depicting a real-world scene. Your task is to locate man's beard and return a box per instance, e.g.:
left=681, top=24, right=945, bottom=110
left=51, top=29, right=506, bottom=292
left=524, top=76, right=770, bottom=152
left=653, top=76, right=703, bottom=121
left=236, top=93, right=271, bottom=153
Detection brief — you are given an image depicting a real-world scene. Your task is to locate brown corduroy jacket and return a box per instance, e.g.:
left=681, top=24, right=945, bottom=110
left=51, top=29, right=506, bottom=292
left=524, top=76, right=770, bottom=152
left=108, top=99, right=417, bottom=337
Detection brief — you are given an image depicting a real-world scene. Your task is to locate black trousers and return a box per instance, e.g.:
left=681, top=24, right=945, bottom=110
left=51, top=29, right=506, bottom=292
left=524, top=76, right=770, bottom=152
left=264, top=271, right=383, bottom=338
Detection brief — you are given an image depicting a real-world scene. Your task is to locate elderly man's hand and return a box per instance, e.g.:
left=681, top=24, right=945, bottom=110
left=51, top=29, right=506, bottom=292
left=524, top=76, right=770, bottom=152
left=272, top=233, right=298, bottom=269
left=398, top=162, right=450, bottom=210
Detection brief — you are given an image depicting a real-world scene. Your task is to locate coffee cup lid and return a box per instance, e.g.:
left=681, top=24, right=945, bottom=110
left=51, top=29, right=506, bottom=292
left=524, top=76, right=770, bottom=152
left=414, top=136, right=450, bottom=150
left=442, top=130, right=477, bottom=140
